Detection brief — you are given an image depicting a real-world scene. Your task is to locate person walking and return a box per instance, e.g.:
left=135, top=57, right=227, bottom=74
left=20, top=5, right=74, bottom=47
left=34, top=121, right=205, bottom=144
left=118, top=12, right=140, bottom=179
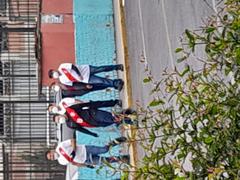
left=50, top=82, right=112, bottom=98
left=53, top=109, right=134, bottom=137
left=45, top=137, right=129, bottom=167
left=48, top=97, right=122, bottom=115
left=48, top=63, right=124, bottom=91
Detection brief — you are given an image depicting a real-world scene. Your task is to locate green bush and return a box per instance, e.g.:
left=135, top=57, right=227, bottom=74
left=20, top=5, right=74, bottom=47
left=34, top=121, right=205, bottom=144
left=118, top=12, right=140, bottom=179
left=134, top=0, right=240, bottom=179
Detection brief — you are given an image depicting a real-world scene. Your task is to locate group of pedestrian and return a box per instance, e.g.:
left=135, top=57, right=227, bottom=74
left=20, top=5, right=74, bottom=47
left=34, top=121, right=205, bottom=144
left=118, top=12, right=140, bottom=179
left=45, top=63, right=134, bottom=168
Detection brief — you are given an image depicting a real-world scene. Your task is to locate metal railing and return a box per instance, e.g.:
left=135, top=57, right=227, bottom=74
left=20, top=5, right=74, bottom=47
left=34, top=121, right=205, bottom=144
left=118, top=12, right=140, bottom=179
left=0, top=0, right=66, bottom=179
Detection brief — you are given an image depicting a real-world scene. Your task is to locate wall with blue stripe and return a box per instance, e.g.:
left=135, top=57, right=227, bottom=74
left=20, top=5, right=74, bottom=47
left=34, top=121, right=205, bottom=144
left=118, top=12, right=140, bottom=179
left=73, top=0, right=121, bottom=179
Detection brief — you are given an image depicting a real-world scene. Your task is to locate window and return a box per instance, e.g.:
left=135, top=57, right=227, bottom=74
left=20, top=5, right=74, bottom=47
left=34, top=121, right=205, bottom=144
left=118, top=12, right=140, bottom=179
left=0, top=103, right=3, bottom=135
left=0, top=80, right=2, bottom=95
left=0, top=0, right=7, bottom=16
left=0, top=30, right=8, bottom=52
left=0, top=62, right=2, bottom=95
left=0, top=62, right=11, bottom=95
left=0, top=61, right=2, bottom=76
left=3, top=62, right=10, bottom=76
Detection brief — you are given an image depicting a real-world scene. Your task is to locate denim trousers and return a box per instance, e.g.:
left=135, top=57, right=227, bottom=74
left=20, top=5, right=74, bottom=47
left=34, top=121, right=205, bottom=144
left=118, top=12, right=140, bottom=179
left=88, top=65, right=122, bottom=87
left=89, top=65, right=121, bottom=74
left=84, top=145, right=109, bottom=165
left=86, top=109, right=116, bottom=127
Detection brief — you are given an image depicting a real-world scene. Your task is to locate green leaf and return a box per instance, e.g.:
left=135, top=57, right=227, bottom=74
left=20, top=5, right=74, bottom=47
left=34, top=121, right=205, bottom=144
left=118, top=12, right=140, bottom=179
left=176, top=138, right=185, bottom=145
left=204, top=136, right=213, bottom=144
left=177, top=56, right=187, bottom=63
left=180, top=65, right=190, bottom=77
left=185, top=29, right=194, bottom=42
left=143, top=77, right=151, bottom=83
left=205, top=27, right=215, bottom=33
left=159, top=164, right=174, bottom=174
left=224, top=98, right=238, bottom=106
left=158, top=148, right=166, bottom=155
left=183, top=123, right=188, bottom=129
left=221, top=26, right=227, bottom=38
left=235, top=48, right=240, bottom=65
left=223, top=14, right=228, bottom=21
left=225, top=67, right=232, bottom=76
left=149, top=99, right=165, bottom=107
left=175, top=48, right=183, bottom=53
left=121, top=172, right=129, bottom=180
left=209, top=105, right=218, bottom=115
left=177, top=152, right=185, bottom=159
left=185, top=29, right=196, bottom=52
left=196, top=84, right=206, bottom=93
left=174, top=177, right=186, bottom=180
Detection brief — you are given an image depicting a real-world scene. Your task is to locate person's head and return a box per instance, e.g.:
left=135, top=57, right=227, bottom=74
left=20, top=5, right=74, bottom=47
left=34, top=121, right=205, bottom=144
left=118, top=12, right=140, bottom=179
left=48, top=69, right=60, bottom=79
left=48, top=104, right=60, bottom=114
left=53, top=114, right=67, bottom=124
left=50, top=82, right=61, bottom=92
left=45, top=150, right=59, bottom=161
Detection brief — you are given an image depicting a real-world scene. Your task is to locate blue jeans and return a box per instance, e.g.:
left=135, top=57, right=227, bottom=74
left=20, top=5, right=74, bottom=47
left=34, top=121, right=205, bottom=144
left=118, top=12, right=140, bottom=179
left=88, top=65, right=122, bottom=88
left=88, top=75, right=115, bottom=87
left=84, top=145, right=109, bottom=165
left=91, top=110, right=116, bottom=126
left=89, top=65, right=122, bottom=74
left=84, top=145, right=120, bottom=165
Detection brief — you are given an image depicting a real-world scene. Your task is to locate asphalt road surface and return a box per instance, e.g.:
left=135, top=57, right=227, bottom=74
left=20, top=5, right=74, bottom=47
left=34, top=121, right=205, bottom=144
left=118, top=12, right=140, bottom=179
left=124, top=0, right=223, bottom=164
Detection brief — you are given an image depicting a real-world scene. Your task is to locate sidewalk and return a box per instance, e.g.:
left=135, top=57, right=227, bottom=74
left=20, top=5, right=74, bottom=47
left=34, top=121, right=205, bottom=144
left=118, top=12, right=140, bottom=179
left=65, top=0, right=135, bottom=179
left=113, top=0, right=137, bottom=178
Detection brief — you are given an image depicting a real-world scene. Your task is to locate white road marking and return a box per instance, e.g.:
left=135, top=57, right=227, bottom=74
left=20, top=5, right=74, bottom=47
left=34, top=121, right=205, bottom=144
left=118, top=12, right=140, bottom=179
left=212, top=0, right=218, bottom=13
left=161, top=0, right=175, bottom=69
left=138, top=0, right=148, bottom=68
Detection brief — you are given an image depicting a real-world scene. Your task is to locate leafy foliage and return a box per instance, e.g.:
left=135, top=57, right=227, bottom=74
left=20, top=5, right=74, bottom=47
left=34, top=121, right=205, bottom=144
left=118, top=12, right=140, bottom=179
left=133, top=0, right=240, bottom=179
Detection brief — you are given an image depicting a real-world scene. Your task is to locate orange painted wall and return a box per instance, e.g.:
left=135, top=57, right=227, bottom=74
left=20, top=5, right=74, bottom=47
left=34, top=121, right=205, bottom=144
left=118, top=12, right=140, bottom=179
left=41, top=0, right=75, bottom=86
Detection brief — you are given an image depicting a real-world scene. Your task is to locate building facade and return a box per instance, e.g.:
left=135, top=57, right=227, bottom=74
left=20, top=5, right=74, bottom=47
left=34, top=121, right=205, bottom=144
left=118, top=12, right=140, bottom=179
left=0, top=0, right=65, bottom=179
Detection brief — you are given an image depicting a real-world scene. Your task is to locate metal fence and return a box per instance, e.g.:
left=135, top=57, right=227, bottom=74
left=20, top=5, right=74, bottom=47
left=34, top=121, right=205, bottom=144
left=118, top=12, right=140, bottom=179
left=0, top=0, right=65, bottom=179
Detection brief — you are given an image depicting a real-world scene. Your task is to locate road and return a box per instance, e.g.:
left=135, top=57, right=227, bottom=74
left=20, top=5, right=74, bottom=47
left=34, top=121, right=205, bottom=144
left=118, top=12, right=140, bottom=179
left=123, top=0, right=222, bottom=164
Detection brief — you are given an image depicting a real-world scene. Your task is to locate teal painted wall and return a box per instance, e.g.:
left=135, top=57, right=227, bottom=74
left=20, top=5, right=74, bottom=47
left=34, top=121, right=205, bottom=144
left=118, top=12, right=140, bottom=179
left=73, top=0, right=121, bottom=179
left=74, top=0, right=113, bottom=15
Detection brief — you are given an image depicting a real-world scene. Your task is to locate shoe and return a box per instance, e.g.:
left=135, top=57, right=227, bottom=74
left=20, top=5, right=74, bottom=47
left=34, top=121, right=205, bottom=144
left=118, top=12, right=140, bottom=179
left=115, top=99, right=122, bottom=107
left=122, top=108, right=137, bottom=115
left=118, top=64, right=124, bottom=71
left=131, top=119, right=139, bottom=127
left=122, top=117, right=137, bottom=126
left=108, top=136, right=127, bottom=147
left=113, top=79, right=124, bottom=91
left=120, top=155, right=130, bottom=164
left=117, top=80, right=124, bottom=91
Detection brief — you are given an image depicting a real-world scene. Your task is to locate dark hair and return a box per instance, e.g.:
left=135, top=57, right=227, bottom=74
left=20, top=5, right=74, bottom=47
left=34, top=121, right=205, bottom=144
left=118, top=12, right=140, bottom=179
left=45, top=150, right=51, bottom=160
left=49, top=82, right=56, bottom=90
left=47, top=104, right=54, bottom=111
left=48, top=69, right=54, bottom=78
left=53, top=114, right=58, bottom=122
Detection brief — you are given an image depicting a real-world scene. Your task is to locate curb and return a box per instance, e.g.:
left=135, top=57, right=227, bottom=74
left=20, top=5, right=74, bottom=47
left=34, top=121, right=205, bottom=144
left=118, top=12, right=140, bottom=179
left=114, top=0, right=138, bottom=178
